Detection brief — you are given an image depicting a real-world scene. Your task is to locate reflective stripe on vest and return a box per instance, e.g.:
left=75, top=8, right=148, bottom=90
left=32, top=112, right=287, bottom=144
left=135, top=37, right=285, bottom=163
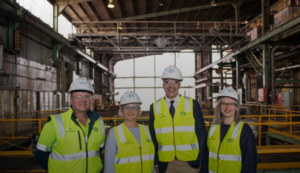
left=155, top=96, right=190, bottom=114
left=54, top=114, right=65, bottom=137
left=209, top=170, right=217, bottom=173
left=115, top=156, right=140, bottom=164
left=37, top=143, right=52, bottom=152
left=155, top=126, right=194, bottom=134
left=141, top=125, right=152, bottom=140
left=176, top=142, right=198, bottom=151
left=209, top=121, right=242, bottom=138
left=209, top=151, right=217, bottom=159
left=209, top=151, right=242, bottom=162
left=155, top=127, right=172, bottom=134
left=175, top=126, right=195, bottom=132
left=158, top=144, right=174, bottom=151
left=50, top=150, right=99, bottom=161
left=98, top=117, right=105, bottom=136
left=219, top=154, right=242, bottom=161
left=142, top=154, right=154, bottom=161
left=114, top=154, right=154, bottom=165
left=117, top=124, right=126, bottom=143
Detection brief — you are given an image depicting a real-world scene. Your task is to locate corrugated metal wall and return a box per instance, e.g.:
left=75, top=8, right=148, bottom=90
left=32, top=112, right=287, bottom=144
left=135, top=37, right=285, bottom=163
left=18, top=24, right=53, bottom=66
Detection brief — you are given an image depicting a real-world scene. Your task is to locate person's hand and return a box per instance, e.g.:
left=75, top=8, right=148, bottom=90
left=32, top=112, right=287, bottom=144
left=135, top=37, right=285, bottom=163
left=155, top=165, right=159, bottom=173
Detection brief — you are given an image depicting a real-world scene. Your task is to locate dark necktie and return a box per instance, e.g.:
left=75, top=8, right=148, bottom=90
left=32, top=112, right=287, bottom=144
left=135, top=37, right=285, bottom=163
left=169, top=100, right=175, bottom=118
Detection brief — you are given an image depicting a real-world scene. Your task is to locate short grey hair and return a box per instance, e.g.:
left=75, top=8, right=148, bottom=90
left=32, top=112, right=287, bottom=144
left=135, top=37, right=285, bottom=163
left=118, top=104, right=142, bottom=117
left=211, top=97, right=240, bottom=125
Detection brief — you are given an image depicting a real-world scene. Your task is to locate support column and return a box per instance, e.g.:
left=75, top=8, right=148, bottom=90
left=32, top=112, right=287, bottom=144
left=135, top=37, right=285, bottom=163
left=59, top=57, right=66, bottom=108
left=261, top=0, right=270, bottom=35
left=220, top=50, right=224, bottom=90
left=260, top=43, right=269, bottom=113
left=89, top=63, right=95, bottom=80
left=53, top=4, right=59, bottom=33
left=7, top=20, right=20, bottom=50
left=232, top=4, right=241, bottom=33
left=53, top=4, right=67, bottom=33
left=99, top=69, right=103, bottom=95
left=220, top=64, right=224, bottom=90
left=53, top=43, right=64, bottom=67
left=235, top=55, right=242, bottom=89
left=76, top=54, right=83, bottom=75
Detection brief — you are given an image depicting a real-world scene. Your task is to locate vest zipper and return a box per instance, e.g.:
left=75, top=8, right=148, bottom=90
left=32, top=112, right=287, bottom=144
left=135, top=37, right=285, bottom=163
left=217, top=128, right=222, bottom=173
left=140, top=147, right=143, bottom=173
left=78, top=126, right=88, bottom=173
left=78, top=131, right=82, bottom=150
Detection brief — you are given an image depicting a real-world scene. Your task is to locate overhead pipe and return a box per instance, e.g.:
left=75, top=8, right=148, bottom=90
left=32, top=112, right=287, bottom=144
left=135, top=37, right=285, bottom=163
left=275, top=64, right=300, bottom=72
left=271, top=45, right=294, bottom=104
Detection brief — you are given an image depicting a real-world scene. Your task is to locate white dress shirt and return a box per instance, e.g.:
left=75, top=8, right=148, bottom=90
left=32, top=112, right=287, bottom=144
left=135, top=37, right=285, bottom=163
left=164, top=94, right=180, bottom=110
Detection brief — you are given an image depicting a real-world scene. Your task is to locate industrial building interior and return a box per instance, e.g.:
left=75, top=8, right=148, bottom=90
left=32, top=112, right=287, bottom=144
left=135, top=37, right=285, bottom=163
left=1, top=0, right=300, bottom=172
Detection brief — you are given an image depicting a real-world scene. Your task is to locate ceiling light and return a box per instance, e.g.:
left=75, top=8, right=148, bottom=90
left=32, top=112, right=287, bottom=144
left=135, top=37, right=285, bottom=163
left=244, top=21, right=248, bottom=24
left=211, top=0, right=217, bottom=6
left=108, top=0, right=114, bottom=8
left=197, top=22, right=200, bottom=29
left=159, top=2, right=163, bottom=6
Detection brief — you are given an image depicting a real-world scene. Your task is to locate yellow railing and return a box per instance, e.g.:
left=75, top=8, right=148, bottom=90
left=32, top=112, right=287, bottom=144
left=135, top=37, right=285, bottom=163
left=2, top=108, right=300, bottom=152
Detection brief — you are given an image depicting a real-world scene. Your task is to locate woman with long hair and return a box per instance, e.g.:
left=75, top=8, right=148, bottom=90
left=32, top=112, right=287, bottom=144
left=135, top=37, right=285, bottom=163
left=207, top=87, right=257, bottom=173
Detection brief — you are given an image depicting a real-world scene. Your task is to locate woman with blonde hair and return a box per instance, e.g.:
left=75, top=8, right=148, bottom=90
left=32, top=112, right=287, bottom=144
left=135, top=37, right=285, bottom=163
left=104, top=91, right=156, bottom=173
left=206, top=87, right=257, bottom=173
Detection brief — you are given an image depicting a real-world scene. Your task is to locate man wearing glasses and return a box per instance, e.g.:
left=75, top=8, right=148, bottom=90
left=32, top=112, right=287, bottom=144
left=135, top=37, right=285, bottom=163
left=35, top=78, right=105, bottom=173
left=149, top=65, right=207, bottom=173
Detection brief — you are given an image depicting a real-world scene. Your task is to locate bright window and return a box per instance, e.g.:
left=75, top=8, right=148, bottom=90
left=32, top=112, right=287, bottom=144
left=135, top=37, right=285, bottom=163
left=114, top=53, right=195, bottom=111
left=17, top=0, right=53, bottom=27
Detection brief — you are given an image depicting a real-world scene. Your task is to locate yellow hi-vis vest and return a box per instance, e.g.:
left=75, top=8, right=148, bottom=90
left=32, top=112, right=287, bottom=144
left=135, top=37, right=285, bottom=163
left=48, top=108, right=105, bottom=173
left=114, top=123, right=155, bottom=173
left=153, top=96, right=199, bottom=162
left=207, top=121, right=245, bottom=173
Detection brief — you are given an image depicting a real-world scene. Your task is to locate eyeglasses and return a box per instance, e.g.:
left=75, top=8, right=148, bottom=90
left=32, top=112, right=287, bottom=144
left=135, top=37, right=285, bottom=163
left=72, top=95, right=92, bottom=101
left=220, top=102, right=236, bottom=108
left=163, top=81, right=180, bottom=85
left=123, top=105, right=139, bottom=111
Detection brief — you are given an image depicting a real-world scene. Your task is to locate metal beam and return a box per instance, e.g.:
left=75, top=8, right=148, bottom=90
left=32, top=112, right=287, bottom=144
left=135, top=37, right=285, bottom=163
left=55, top=0, right=93, bottom=6
left=75, top=48, right=117, bottom=77
left=194, top=16, right=300, bottom=75
left=72, top=32, right=245, bottom=37
left=109, top=0, right=257, bottom=21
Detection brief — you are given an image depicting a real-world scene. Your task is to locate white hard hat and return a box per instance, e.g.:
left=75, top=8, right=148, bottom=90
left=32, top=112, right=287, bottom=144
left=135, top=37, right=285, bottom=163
left=161, top=65, right=183, bottom=81
left=217, top=87, right=239, bottom=101
left=69, top=78, right=94, bottom=94
left=120, top=91, right=142, bottom=106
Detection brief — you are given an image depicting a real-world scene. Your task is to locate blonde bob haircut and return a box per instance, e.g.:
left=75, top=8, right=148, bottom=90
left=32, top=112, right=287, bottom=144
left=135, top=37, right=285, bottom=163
left=118, top=104, right=142, bottom=117
left=211, top=97, right=241, bottom=125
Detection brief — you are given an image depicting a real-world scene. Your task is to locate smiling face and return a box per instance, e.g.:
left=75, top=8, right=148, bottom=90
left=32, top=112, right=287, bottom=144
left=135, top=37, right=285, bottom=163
left=70, top=92, right=91, bottom=113
left=163, top=79, right=181, bottom=100
left=122, top=103, right=140, bottom=121
left=220, top=97, right=237, bottom=120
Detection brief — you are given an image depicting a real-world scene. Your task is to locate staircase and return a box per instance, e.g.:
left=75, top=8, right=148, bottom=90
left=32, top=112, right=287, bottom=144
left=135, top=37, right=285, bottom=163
left=245, top=50, right=262, bottom=75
